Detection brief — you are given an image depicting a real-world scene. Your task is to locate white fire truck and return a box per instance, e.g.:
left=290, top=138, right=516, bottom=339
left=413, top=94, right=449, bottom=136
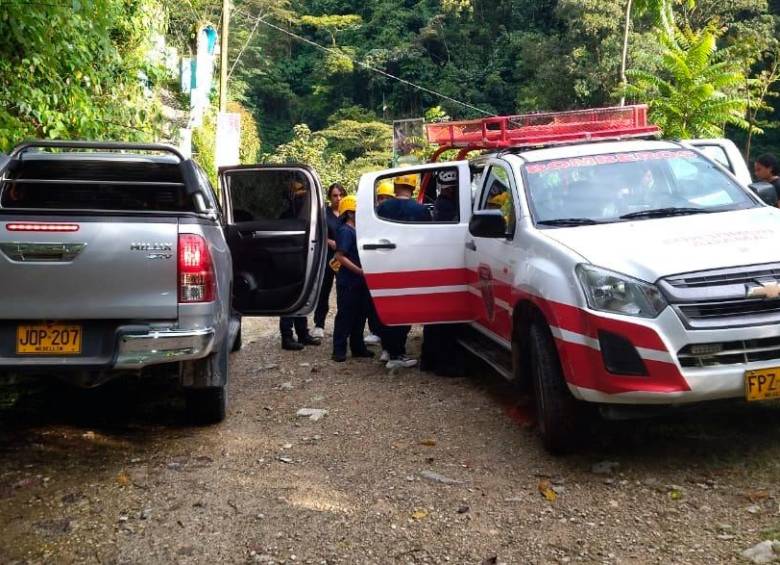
left=355, top=105, right=780, bottom=452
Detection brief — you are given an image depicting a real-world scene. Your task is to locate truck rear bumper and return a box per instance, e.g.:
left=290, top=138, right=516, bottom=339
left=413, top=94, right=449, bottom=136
left=114, top=328, right=215, bottom=369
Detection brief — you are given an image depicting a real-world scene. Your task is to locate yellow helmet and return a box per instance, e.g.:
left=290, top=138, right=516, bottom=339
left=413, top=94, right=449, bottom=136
left=488, top=192, right=509, bottom=207
left=377, top=179, right=395, bottom=198
left=394, top=173, right=419, bottom=192
left=338, top=194, right=357, bottom=216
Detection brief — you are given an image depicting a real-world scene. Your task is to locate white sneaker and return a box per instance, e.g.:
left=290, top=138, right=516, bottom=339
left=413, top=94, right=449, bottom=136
left=311, top=327, right=324, bottom=339
left=379, top=350, right=390, bottom=362
left=364, top=333, right=381, bottom=345
left=386, top=355, right=417, bottom=370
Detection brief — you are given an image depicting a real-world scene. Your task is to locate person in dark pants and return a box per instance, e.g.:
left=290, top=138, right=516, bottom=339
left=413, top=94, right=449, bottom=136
left=754, top=153, right=780, bottom=204
left=279, top=179, right=321, bottom=351
left=311, top=183, right=347, bottom=338
left=332, top=195, right=375, bottom=362
left=280, top=316, right=320, bottom=350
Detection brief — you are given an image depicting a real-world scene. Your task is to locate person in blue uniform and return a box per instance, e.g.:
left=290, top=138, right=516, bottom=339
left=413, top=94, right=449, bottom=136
left=332, top=195, right=375, bottom=362
left=311, top=183, right=347, bottom=338
left=433, top=169, right=458, bottom=222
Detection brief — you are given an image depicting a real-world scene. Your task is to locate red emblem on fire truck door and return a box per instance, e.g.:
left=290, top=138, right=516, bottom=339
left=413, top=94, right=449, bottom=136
left=478, top=264, right=495, bottom=322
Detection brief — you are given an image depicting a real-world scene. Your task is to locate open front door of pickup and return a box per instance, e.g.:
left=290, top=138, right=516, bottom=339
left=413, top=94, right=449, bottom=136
left=220, top=164, right=326, bottom=317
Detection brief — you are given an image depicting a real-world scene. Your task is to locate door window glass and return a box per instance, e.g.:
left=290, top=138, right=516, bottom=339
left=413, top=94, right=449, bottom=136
left=227, top=169, right=311, bottom=223
left=478, top=165, right=516, bottom=237
left=375, top=167, right=460, bottom=223
left=695, top=145, right=732, bottom=172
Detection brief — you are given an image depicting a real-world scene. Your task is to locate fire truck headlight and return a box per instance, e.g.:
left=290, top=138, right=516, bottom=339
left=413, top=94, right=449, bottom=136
left=576, top=264, right=667, bottom=318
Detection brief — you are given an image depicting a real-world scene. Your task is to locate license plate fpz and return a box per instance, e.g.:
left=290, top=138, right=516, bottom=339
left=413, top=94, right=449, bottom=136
left=745, top=367, right=780, bottom=402
left=16, top=323, right=82, bottom=355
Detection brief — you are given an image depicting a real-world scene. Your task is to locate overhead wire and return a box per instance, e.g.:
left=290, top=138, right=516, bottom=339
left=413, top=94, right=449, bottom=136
left=231, top=8, right=494, bottom=117
left=227, top=11, right=263, bottom=80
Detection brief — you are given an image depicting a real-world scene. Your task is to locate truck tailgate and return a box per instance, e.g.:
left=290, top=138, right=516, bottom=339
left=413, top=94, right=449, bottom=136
left=0, top=217, right=179, bottom=320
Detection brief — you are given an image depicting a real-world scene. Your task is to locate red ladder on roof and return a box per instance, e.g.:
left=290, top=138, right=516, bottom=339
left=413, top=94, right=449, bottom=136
left=425, top=105, right=660, bottom=158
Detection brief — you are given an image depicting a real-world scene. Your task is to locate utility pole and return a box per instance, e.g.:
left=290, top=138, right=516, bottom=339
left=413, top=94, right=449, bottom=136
left=219, top=0, right=230, bottom=112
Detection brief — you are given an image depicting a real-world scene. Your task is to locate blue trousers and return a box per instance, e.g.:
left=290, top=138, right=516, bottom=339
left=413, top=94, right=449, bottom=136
left=333, top=283, right=369, bottom=357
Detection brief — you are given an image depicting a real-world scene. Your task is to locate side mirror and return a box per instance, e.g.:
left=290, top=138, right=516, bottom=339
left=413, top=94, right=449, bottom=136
left=749, top=182, right=778, bottom=207
left=469, top=209, right=506, bottom=238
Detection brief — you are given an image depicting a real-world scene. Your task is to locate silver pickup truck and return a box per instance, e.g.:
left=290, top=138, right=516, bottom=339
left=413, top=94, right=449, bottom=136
left=0, top=141, right=327, bottom=423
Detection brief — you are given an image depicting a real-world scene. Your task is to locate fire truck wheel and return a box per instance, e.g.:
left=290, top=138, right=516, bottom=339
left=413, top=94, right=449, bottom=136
left=529, top=321, right=580, bottom=454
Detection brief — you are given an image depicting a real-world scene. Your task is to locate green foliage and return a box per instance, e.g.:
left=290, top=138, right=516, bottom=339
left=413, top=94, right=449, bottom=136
left=263, top=124, right=347, bottom=190
left=625, top=23, right=750, bottom=137
left=299, top=14, right=363, bottom=46
left=318, top=119, right=392, bottom=160
left=0, top=0, right=166, bottom=151
left=192, top=107, right=217, bottom=186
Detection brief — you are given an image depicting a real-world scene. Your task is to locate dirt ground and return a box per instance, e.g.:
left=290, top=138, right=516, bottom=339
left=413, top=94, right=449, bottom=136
left=2, top=317, right=780, bottom=565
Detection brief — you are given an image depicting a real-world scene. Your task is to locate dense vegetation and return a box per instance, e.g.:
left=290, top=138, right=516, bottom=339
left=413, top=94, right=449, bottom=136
left=2, top=0, right=778, bottom=189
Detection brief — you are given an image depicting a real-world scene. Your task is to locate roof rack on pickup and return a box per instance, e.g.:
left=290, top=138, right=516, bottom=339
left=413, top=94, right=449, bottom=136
left=10, top=140, right=185, bottom=162
left=425, top=105, right=660, bottom=161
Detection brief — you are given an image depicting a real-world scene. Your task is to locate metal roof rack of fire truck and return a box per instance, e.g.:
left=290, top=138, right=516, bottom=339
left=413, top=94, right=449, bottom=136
left=424, top=104, right=661, bottom=162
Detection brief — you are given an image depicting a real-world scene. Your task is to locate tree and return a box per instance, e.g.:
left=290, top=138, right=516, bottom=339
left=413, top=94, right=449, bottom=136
left=745, top=48, right=780, bottom=159
left=624, top=23, right=750, bottom=137
left=0, top=0, right=166, bottom=150
left=263, top=124, right=347, bottom=190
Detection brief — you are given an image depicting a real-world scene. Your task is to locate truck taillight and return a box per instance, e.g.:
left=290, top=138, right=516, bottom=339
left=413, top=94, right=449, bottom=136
left=178, top=234, right=215, bottom=303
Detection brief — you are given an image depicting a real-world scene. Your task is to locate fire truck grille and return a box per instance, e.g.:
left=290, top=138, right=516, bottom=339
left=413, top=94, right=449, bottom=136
left=659, top=264, right=780, bottom=329
left=664, top=266, right=780, bottom=289
left=678, top=336, right=780, bottom=368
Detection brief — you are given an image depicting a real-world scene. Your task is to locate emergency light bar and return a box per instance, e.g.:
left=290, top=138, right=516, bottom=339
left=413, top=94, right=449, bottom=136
left=425, top=105, right=660, bottom=150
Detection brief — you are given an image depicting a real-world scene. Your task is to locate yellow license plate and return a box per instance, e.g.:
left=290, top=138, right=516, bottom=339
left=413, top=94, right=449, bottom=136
left=745, top=367, right=780, bottom=402
left=16, top=323, right=82, bottom=355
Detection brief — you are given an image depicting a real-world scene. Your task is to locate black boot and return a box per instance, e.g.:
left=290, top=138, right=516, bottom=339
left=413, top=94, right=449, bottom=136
left=299, top=334, right=322, bottom=346
left=282, top=335, right=304, bottom=351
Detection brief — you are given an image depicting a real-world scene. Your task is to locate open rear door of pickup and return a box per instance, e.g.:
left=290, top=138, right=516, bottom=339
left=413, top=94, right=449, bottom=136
left=220, top=165, right=326, bottom=317
left=357, top=161, right=476, bottom=326
left=683, top=139, right=752, bottom=186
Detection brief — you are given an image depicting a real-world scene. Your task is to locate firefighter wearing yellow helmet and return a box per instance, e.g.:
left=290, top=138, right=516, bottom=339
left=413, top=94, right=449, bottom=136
left=376, top=179, right=395, bottom=205
left=338, top=194, right=357, bottom=217
left=332, top=190, right=375, bottom=363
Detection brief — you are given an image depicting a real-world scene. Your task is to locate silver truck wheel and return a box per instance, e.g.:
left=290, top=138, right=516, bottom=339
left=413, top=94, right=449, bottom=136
left=231, top=325, right=243, bottom=352
left=183, top=345, right=229, bottom=424
left=185, top=385, right=227, bottom=424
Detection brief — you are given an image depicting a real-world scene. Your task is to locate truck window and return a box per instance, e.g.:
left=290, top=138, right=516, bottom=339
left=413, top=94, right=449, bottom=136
left=226, top=169, right=311, bottom=222
left=524, top=149, right=756, bottom=226
left=478, top=165, right=516, bottom=237
left=375, top=168, right=459, bottom=223
left=694, top=145, right=733, bottom=172
left=0, top=158, right=195, bottom=212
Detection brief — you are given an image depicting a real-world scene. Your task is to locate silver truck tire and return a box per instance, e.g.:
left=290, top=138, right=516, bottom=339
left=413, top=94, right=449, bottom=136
left=185, top=385, right=227, bottom=424
left=231, top=324, right=242, bottom=352
left=182, top=343, right=229, bottom=424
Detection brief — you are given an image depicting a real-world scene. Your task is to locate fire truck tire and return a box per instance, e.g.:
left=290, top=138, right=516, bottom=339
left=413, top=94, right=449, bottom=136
left=529, top=321, right=580, bottom=454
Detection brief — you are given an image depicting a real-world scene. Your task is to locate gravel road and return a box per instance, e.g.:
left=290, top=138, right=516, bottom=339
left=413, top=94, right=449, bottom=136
left=2, top=317, right=780, bottom=564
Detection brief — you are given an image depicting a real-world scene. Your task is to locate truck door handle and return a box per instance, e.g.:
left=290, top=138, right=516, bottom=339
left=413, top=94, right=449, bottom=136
left=465, top=240, right=477, bottom=251
left=363, top=241, right=396, bottom=250
left=251, top=230, right=305, bottom=238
